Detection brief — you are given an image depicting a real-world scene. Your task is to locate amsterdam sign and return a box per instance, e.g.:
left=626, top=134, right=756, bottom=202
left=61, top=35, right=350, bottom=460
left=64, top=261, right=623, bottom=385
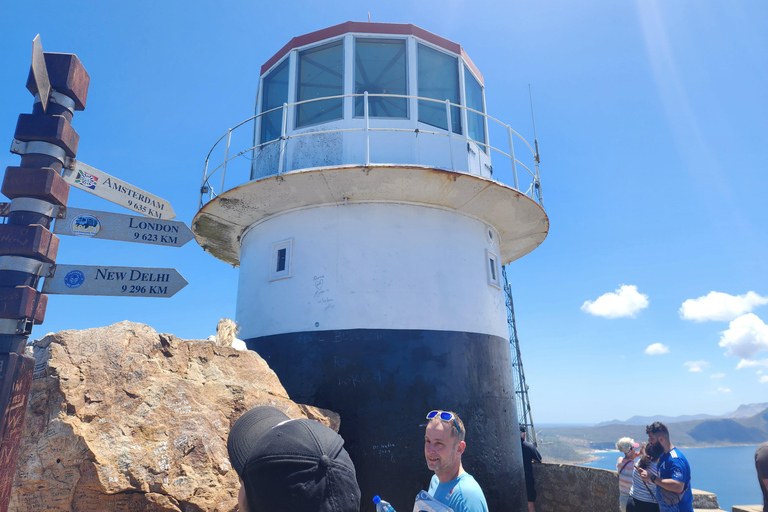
left=62, top=161, right=177, bottom=220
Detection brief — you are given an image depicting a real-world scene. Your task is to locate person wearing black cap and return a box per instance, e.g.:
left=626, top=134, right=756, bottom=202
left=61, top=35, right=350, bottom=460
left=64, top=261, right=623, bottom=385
left=520, top=425, right=542, bottom=512
left=227, top=406, right=361, bottom=512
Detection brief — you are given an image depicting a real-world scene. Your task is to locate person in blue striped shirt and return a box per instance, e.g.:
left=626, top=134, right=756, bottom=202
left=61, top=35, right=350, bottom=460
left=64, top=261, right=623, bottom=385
left=628, top=446, right=660, bottom=512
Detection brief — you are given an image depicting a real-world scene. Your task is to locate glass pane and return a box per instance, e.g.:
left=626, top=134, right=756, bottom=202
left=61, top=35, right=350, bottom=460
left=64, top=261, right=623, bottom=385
left=296, top=41, right=344, bottom=127
left=355, top=39, right=407, bottom=118
left=260, top=59, right=289, bottom=143
left=277, top=248, right=287, bottom=272
left=418, top=44, right=461, bottom=134
left=464, top=65, right=487, bottom=152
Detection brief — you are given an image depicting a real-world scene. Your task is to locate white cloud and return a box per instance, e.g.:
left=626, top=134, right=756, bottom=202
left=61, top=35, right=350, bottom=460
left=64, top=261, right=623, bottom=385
left=710, top=373, right=725, bottom=379
left=760, top=376, right=768, bottom=384
left=735, top=358, right=768, bottom=370
left=716, top=387, right=731, bottom=393
left=645, top=343, right=670, bottom=355
left=581, top=285, right=649, bottom=319
left=719, top=314, right=768, bottom=359
left=684, top=360, right=710, bottom=372
left=680, top=291, right=768, bottom=322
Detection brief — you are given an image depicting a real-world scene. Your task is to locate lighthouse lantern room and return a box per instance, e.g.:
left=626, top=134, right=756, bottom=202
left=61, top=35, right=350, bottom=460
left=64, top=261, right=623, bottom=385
left=193, top=21, right=548, bottom=512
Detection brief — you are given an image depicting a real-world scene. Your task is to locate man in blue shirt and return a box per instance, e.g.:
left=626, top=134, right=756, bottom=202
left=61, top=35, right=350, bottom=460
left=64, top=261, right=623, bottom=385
left=638, top=422, right=693, bottom=512
left=424, top=410, right=489, bottom=512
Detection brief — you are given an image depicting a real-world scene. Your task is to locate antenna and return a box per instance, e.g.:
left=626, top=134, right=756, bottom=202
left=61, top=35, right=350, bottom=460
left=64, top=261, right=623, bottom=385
left=368, top=12, right=371, bottom=22
left=528, top=85, right=544, bottom=208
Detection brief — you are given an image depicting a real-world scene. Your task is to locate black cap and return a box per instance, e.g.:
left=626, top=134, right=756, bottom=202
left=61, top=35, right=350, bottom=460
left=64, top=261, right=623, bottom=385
left=227, top=406, right=361, bottom=512
left=519, top=425, right=527, bottom=433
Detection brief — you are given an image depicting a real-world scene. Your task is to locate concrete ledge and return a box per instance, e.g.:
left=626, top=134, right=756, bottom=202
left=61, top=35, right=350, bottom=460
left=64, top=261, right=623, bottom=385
left=693, top=488, right=721, bottom=509
left=531, top=463, right=727, bottom=512
left=732, top=506, right=762, bottom=512
left=532, top=463, right=617, bottom=512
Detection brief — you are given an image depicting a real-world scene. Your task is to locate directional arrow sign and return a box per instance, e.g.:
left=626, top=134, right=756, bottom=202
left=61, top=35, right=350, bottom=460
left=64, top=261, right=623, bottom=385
left=53, top=207, right=195, bottom=247
left=62, top=161, right=177, bottom=220
left=31, top=35, right=51, bottom=112
left=42, top=264, right=187, bottom=298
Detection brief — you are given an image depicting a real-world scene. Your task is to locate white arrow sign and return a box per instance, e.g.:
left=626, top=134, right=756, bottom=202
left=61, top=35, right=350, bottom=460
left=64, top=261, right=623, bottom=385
left=53, top=207, right=194, bottom=247
left=62, top=161, right=177, bottom=220
left=31, top=35, right=51, bottom=113
left=42, top=264, right=187, bottom=298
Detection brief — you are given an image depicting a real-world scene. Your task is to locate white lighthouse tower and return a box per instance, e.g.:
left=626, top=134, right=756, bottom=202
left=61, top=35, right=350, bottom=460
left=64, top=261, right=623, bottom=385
left=193, top=22, right=548, bottom=511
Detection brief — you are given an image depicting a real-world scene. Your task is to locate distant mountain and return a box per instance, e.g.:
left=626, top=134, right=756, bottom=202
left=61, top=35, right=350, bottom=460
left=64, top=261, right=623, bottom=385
left=595, top=403, right=768, bottom=426
left=596, top=414, right=716, bottom=427
left=726, top=403, right=768, bottom=419
left=543, top=405, right=768, bottom=450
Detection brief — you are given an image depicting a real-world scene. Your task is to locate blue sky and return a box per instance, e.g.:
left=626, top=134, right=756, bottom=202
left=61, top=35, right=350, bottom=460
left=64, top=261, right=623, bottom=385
left=1, top=1, right=766, bottom=424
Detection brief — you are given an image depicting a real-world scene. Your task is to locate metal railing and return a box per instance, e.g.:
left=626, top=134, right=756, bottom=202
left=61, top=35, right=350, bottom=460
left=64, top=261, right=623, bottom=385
left=198, top=93, right=544, bottom=210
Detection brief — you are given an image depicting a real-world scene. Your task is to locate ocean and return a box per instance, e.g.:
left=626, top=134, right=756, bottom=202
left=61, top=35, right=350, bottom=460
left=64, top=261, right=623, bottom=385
left=582, top=445, right=763, bottom=511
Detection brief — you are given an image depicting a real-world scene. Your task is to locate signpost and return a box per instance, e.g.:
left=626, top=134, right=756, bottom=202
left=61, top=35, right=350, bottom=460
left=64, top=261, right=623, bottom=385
left=1, top=39, right=193, bottom=510
left=52, top=207, right=194, bottom=247
left=62, top=161, right=177, bottom=220
left=42, top=264, right=187, bottom=298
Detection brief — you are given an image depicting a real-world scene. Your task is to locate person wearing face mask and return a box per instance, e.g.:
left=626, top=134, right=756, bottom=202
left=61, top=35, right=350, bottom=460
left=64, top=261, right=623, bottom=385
left=637, top=422, right=692, bottom=512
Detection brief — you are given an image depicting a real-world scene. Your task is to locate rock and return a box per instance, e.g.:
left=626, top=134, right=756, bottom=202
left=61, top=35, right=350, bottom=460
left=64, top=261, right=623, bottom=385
left=11, top=321, right=339, bottom=512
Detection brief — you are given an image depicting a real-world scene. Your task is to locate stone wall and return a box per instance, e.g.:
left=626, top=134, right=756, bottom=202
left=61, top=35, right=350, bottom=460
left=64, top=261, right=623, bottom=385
left=530, top=463, right=724, bottom=512
left=532, top=462, right=618, bottom=512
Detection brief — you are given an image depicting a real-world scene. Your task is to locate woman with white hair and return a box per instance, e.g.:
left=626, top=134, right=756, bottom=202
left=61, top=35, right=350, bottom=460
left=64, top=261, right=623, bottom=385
left=616, top=437, right=640, bottom=512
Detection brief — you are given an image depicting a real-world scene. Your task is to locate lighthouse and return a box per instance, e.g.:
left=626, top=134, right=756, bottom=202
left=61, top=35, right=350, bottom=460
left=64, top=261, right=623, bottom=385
left=193, top=22, right=548, bottom=511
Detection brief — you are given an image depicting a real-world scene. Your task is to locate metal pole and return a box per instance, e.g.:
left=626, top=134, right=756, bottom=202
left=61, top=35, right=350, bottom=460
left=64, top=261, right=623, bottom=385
left=445, top=100, right=455, bottom=172
left=507, top=126, right=519, bottom=191
left=364, top=91, right=370, bottom=167
left=278, top=102, right=288, bottom=176
left=200, top=158, right=209, bottom=208
left=220, top=130, right=231, bottom=196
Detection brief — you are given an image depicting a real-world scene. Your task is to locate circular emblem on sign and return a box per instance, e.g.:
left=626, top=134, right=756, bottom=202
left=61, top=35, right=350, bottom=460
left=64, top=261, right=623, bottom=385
left=64, top=270, right=85, bottom=289
left=70, top=214, right=101, bottom=237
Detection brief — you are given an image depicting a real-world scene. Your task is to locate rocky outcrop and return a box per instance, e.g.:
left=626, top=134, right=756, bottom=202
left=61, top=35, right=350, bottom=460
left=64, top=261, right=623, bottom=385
left=11, top=321, right=339, bottom=512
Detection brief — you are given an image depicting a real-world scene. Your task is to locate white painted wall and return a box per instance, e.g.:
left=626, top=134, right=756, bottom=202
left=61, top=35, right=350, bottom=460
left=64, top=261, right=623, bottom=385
left=236, top=202, right=507, bottom=339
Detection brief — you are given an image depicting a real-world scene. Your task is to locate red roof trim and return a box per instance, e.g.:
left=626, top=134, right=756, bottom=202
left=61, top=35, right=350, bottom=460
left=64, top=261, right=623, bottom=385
left=260, top=21, right=483, bottom=85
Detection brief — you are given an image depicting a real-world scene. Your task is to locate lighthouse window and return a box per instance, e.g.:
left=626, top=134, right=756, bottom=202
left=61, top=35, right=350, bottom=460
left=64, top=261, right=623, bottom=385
left=354, top=39, right=407, bottom=118
left=296, top=41, right=344, bottom=127
left=486, top=249, right=501, bottom=289
left=260, top=58, right=289, bottom=144
left=417, top=44, right=461, bottom=134
left=270, top=239, right=293, bottom=281
left=464, top=65, right=487, bottom=153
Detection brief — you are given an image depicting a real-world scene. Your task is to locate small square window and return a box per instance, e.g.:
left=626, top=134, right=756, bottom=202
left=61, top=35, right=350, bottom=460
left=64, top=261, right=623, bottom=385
left=271, top=239, right=293, bottom=281
left=486, top=249, right=501, bottom=289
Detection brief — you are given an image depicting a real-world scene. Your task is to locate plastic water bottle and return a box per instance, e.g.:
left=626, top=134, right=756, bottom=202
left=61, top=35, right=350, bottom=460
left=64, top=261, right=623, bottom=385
left=373, top=495, right=395, bottom=512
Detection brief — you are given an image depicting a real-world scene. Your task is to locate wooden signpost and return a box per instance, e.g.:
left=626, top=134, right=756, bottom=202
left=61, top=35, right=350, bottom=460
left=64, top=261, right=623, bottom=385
left=0, top=37, right=194, bottom=512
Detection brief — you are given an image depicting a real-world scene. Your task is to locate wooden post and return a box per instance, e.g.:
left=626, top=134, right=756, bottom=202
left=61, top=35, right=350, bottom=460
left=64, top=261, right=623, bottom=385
left=0, top=40, right=88, bottom=512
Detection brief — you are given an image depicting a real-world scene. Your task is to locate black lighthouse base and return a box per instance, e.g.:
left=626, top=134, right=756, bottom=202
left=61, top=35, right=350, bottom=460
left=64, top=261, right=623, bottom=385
left=247, top=328, right=528, bottom=512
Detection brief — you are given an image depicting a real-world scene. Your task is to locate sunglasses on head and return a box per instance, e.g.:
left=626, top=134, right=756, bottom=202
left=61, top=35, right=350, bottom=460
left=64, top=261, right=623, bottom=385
left=426, top=410, right=462, bottom=435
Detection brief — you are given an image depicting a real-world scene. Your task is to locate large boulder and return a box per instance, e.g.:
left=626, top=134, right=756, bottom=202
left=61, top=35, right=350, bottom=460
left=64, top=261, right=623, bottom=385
left=11, top=321, right=339, bottom=512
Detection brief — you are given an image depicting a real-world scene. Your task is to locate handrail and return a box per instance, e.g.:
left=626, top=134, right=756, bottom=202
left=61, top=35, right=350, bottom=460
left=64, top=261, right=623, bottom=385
left=198, top=93, right=543, bottom=210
